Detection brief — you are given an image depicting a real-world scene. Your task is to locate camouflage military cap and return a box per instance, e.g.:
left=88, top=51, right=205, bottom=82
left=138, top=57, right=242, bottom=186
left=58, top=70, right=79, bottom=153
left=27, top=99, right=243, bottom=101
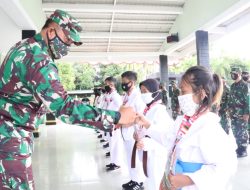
left=230, top=67, right=242, bottom=74
left=242, top=71, right=249, bottom=75
left=49, top=9, right=82, bottom=46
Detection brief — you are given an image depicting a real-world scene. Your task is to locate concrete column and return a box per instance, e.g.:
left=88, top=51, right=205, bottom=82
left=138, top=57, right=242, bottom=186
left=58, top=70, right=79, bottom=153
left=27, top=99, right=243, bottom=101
left=195, top=30, right=210, bottom=69
left=159, top=55, right=169, bottom=88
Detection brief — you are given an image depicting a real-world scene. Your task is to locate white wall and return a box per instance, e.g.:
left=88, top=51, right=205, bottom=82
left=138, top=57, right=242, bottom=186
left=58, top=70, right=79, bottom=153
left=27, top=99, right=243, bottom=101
left=20, top=0, right=46, bottom=31
left=0, top=7, right=21, bottom=62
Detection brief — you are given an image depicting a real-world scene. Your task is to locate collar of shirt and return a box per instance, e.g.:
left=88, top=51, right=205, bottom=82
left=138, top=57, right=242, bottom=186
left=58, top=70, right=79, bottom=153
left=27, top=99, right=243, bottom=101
left=33, top=33, right=49, bottom=55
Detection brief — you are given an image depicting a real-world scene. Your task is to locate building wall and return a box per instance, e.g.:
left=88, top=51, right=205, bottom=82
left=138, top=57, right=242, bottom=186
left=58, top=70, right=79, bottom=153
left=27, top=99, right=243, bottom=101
left=0, top=7, right=21, bottom=62
left=20, top=0, right=46, bottom=31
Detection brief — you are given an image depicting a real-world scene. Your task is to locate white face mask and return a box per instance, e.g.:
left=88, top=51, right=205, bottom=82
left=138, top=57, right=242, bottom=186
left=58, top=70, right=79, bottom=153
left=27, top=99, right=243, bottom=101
left=178, top=93, right=199, bottom=116
left=141, top=93, right=154, bottom=104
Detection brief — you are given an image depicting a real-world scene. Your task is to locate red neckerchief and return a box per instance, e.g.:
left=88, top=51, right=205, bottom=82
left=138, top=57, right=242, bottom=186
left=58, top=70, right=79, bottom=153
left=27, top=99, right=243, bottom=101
left=123, top=94, right=129, bottom=105
left=143, top=100, right=160, bottom=115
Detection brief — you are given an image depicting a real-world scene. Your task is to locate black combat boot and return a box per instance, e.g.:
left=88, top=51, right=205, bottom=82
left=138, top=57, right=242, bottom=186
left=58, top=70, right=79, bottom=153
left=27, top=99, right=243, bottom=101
left=237, top=146, right=248, bottom=158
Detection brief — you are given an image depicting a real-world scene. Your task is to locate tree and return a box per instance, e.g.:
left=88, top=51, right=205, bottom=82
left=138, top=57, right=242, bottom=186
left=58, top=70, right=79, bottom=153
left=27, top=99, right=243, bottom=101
left=168, top=56, right=250, bottom=83
left=99, top=64, right=125, bottom=82
left=73, top=63, right=95, bottom=90
left=97, top=64, right=124, bottom=92
left=169, top=56, right=196, bottom=74
left=211, top=57, right=250, bottom=80
left=57, top=62, right=75, bottom=90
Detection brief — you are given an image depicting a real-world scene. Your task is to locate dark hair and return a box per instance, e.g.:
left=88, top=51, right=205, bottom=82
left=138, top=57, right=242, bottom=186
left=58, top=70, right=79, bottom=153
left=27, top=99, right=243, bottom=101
left=181, top=66, right=223, bottom=113
left=105, top=76, right=117, bottom=84
left=42, top=18, right=54, bottom=29
left=121, top=71, right=137, bottom=81
left=139, top=78, right=162, bottom=103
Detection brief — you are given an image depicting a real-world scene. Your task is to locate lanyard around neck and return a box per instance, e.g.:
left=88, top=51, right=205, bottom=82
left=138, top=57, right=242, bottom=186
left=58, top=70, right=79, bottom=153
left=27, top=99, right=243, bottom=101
left=172, top=108, right=205, bottom=152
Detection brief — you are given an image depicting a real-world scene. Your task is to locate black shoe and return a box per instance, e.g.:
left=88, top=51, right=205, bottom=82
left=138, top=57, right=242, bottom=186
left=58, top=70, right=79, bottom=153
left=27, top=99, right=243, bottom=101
left=100, top=139, right=106, bottom=143
left=122, top=180, right=135, bottom=189
left=106, top=152, right=110, bottom=157
left=237, top=151, right=248, bottom=158
left=236, top=146, right=248, bottom=158
left=106, top=163, right=113, bottom=168
left=96, top=130, right=100, bottom=133
left=97, top=134, right=102, bottom=138
left=128, top=182, right=144, bottom=190
left=103, top=143, right=109, bottom=148
left=106, top=164, right=120, bottom=171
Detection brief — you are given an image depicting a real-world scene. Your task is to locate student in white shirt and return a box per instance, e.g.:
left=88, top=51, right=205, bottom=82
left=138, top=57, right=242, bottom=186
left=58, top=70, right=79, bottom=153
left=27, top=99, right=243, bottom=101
left=121, top=71, right=146, bottom=190
left=103, top=77, right=123, bottom=171
left=135, top=78, right=174, bottom=190
left=137, top=66, right=237, bottom=190
left=94, top=87, right=106, bottom=137
left=93, top=87, right=105, bottom=108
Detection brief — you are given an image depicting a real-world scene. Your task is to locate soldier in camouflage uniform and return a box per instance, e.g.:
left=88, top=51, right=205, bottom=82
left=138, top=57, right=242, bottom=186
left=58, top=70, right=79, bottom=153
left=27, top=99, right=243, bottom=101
left=218, top=77, right=231, bottom=134
left=242, top=71, right=250, bottom=143
left=159, top=82, right=168, bottom=109
left=228, top=67, right=249, bottom=158
left=170, top=81, right=180, bottom=120
left=0, top=10, right=136, bottom=189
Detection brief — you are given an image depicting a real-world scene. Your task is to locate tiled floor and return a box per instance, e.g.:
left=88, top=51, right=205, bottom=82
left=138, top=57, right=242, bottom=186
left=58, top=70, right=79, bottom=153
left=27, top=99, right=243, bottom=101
left=33, top=123, right=250, bottom=190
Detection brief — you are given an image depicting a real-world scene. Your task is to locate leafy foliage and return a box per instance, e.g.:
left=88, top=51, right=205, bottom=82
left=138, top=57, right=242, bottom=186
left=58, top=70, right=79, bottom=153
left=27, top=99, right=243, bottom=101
left=169, top=56, right=196, bottom=74
left=99, top=64, right=125, bottom=83
left=73, top=63, right=95, bottom=90
left=169, top=56, right=250, bottom=82
left=57, top=62, right=75, bottom=90
left=57, top=56, right=250, bottom=91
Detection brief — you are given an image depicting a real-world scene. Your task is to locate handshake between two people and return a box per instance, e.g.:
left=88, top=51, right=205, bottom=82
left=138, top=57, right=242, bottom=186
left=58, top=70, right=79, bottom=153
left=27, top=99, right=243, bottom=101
left=116, top=106, right=151, bottom=129
left=115, top=106, right=151, bottom=152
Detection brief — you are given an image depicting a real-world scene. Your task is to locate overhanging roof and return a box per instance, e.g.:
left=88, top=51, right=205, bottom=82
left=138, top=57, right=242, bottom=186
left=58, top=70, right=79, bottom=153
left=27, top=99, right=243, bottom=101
left=42, top=0, right=186, bottom=62
left=2, top=0, right=247, bottom=63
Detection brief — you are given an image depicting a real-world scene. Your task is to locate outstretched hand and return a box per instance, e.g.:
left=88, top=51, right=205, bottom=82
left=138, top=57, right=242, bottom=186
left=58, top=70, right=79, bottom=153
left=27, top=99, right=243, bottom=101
left=118, top=106, right=137, bottom=126
left=134, top=113, right=151, bottom=129
left=117, top=107, right=151, bottom=129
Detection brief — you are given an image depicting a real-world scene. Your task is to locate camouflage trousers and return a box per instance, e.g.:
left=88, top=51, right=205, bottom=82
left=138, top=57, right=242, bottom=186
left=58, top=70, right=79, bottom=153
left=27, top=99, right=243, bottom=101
left=231, top=118, right=249, bottom=149
left=220, top=115, right=231, bottom=134
left=0, top=154, right=35, bottom=190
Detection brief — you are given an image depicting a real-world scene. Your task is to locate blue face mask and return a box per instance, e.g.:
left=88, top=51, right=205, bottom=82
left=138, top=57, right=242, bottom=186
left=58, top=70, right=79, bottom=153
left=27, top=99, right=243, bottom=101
left=47, top=30, right=70, bottom=60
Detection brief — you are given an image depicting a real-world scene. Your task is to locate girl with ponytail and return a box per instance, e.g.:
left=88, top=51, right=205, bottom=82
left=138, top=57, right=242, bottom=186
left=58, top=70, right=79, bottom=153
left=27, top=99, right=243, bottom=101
left=137, top=66, right=237, bottom=190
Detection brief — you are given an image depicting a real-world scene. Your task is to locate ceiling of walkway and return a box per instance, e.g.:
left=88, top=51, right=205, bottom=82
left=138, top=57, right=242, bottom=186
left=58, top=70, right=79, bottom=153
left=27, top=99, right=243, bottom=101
left=42, top=0, right=185, bottom=62
left=41, top=0, right=250, bottom=63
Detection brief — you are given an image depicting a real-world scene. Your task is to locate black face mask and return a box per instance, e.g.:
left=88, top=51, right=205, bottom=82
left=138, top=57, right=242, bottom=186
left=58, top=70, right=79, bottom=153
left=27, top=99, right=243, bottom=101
left=101, top=88, right=106, bottom=93
left=242, top=76, right=249, bottom=82
left=104, top=85, right=112, bottom=93
left=121, top=82, right=132, bottom=92
left=231, top=73, right=239, bottom=80
left=94, top=89, right=101, bottom=96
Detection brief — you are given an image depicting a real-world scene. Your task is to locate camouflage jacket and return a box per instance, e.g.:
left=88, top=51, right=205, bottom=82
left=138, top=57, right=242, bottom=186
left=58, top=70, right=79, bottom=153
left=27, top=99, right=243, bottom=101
left=161, top=89, right=168, bottom=106
left=228, top=79, right=249, bottom=119
left=219, top=84, right=230, bottom=117
left=171, top=88, right=180, bottom=111
left=0, top=33, right=119, bottom=158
